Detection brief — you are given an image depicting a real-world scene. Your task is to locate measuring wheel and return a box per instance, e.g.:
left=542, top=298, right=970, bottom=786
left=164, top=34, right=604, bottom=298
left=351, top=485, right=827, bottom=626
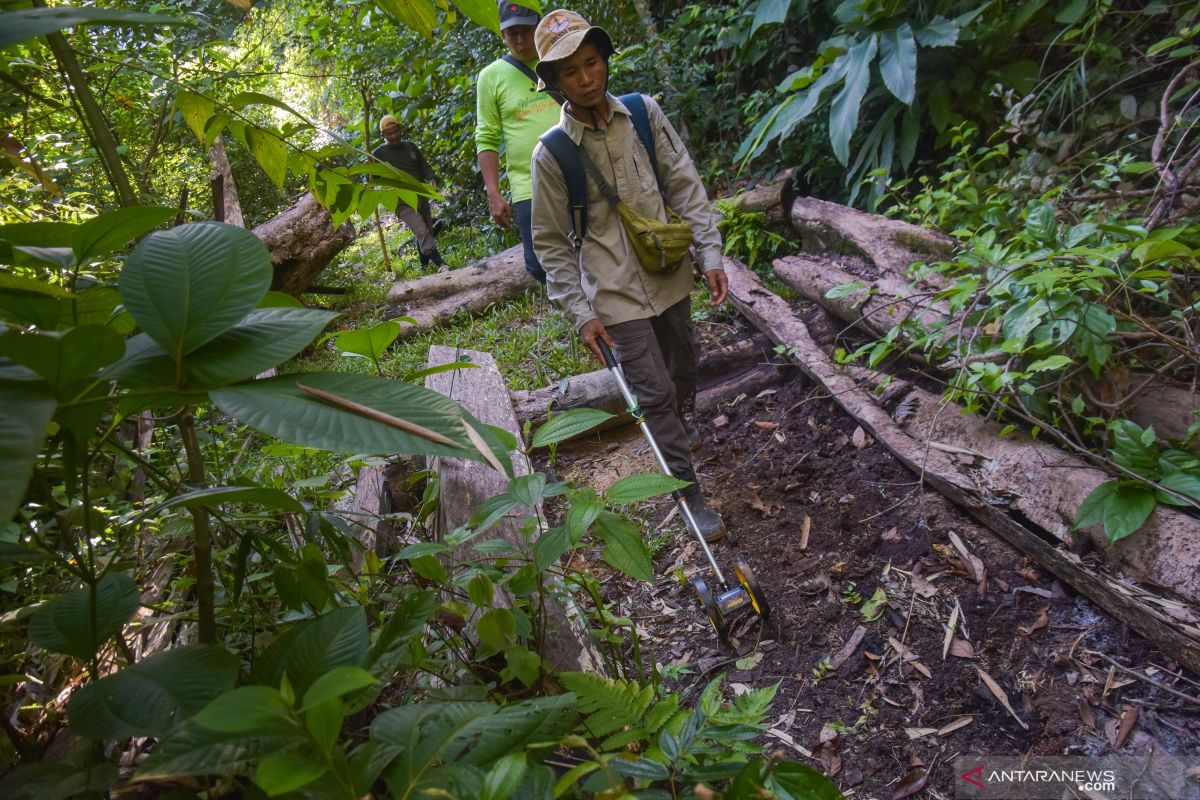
left=692, top=577, right=728, bottom=641
left=734, top=558, right=770, bottom=621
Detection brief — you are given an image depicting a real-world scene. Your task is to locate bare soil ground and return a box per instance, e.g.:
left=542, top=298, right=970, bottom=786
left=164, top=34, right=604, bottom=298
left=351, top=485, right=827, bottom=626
left=538, top=316, right=1200, bottom=799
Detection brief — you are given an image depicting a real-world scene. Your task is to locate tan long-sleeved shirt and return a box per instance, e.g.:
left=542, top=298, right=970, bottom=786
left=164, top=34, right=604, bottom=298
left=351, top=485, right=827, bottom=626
left=530, top=93, right=723, bottom=331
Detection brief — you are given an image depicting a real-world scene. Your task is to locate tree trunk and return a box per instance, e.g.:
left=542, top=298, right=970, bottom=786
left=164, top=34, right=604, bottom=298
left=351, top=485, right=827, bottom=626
left=330, top=464, right=390, bottom=573
left=40, top=10, right=137, bottom=207
left=253, top=193, right=356, bottom=296
left=208, top=136, right=245, bottom=228
left=425, top=346, right=606, bottom=673
left=722, top=169, right=796, bottom=234
left=723, top=255, right=1200, bottom=673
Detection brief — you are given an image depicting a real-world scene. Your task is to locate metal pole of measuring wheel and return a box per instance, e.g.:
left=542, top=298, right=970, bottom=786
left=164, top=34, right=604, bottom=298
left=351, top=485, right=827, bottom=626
left=596, top=339, right=727, bottom=587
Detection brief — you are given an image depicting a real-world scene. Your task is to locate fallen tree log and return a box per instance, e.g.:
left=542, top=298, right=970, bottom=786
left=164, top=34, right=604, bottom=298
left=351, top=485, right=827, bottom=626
left=387, top=246, right=539, bottom=340
left=775, top=255, right=1200, bottom=444
left=330, top=464, right=390, bottom=573
left=723, top=255, right=1200, bottom=674
left=254, top=193, right=356, bottom=296
left=721, top=169, right=796, bottom=234
left=425, top=345, right=605, bottom=673
left=510, top=336, right=779, bottom=430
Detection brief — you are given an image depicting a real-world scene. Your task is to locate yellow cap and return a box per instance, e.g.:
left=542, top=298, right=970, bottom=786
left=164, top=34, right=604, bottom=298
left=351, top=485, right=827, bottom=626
left=379, top=114, right=399, bottom=132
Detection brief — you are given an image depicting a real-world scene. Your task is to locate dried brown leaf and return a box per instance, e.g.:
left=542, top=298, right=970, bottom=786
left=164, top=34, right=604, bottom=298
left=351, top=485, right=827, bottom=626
left=1115, top=704, right=1139, bottom=749
left=800, top=514, right=811, bottom=551
left=950, top=638, right=975, bottom=658
left=753, top=420, right=778, bottom=430
left=1018, top=606, right=1050, bottom=637
left=890, top=769, right=929, bottom=800
left=938, top=716, right=973, bottom=736
left=976, top=667, right=1029, bottom=729
left=852, top=426, right=867, bottom=449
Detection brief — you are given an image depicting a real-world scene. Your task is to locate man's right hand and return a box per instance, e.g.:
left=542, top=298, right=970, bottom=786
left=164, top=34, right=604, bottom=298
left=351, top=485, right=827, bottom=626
left=488, top=192, right=513, bottom=228
left=579, top=319, right=614, bottom=366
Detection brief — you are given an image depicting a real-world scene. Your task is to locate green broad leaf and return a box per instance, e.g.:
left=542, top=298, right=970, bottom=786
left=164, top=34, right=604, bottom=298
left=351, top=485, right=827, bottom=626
left=0, top=326, right=124, bottom=396
left=533, top=525, right=571, bottom=571
left=120, top=222, right=271, bottom=360
left=610, top=756, right=670, bottom=781
left=72, top=206, right=177, bottom=263
left=376, top=0, right=437, bottom=38
left=501, top=648, right=541, bottom=689
left=750, top=0, right=790, bottom=37
left=452, top=0, right=506, bottom=36
left=564, top=495, right=603, bottom=542
left=1024, top=201, right=1058, bottom=244
left=153, top=485, right=306, bottom=515
left=258, top=291, right=304, bottom=308
left=184, top=308, right=338, bottom=387
left=256, top=750, right=327, bottom=797
left=860, top=587, right=887, bottom=622
left=509, top=472, right=547, bottom=509
left=249, top=607, right=370, bottom=700
left=0, top=541, right=47, bottom=563
left=193, top=686, right=295, bottom=733
left=211, top=372, right=489, bottom=462
left=348, top=163, right=438, bottom=195
left=473, top=539, right=514, bottom=555
left=204, top=113, right=230, bottom=150
left=406, top=360, right=482, bottom=381
left=468, top=573, right=495, bottom=607
left=530, top=407, right=615, bottom=448
left=1074, top=303, right=1115, bottom=377
left=762, top=760, right=845, bottom=800
left=176, top=90, right=215, bottom=144
left=138, top=723, right=306, bottom=779
left=1026, top=355, right=1073, bottom=373
left=1055, top=0, right=1089, bottom=24
left=0, top=7, right=185, bottom=49
left=829, top=35, right=878, bottom=165
left=28, top=572, right=139, bottom=662
left=1103, top=485, right=1156, bottom=544
left=300, top=666, right=378, bottom=711
left=1156, top=471, right=1200, bottom=507
left=229, top=92, right=308, bottom=121
left=595, top=513, right=654, bottom=583
left=825, top=280, right=865, bottom=300
left=476, top=608, right=516, bottom=654
left=411, top=554, right=448, bottom=584
left=1110, top=420, right=1159, bottom=474
left=606, top=473, right=689, bottom=504
left=395, top=542, right=449, bottom=559
left=878, top=24, right=917, bottom=105
left=68, top=645, right=239, bottom=740
left=0, top=273, right=69, bottom=298
left=482, top=752, right=529, bottom=800
left=329, top=320, right=402, bottom=360
left=468, top=493, right=521, bottom=535
left=0, top=762, right=118, bottom=800
left=915, top=15, right=959, bottom=47
left=247, top=127, right=288, bottom=189
left=1133, top=239, right=1193, bottom=263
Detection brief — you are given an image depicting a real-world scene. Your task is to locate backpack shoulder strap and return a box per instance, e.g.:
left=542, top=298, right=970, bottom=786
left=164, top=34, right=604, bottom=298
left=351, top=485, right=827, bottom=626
left=618, top=92, right=666, bottom=202
left=501, top=54, right=563, bottom=105
left=539, top=127, right=588, bottom=246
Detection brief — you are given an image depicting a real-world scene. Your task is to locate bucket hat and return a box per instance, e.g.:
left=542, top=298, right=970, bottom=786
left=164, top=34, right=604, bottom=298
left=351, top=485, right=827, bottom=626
left=533, top=9, right=614, bottom=90
left=498, top=2, right=539, bottom=31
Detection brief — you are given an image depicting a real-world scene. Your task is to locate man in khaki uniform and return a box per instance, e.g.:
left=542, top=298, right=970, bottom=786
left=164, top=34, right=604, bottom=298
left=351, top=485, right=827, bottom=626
left=374, top=115, right=448, bottom=272
left=529, top=9, right=729, bottom=541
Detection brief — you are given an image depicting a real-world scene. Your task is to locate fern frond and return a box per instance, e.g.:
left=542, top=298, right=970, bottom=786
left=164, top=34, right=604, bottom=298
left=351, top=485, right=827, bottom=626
left=559, top=672, right=653, bottom=738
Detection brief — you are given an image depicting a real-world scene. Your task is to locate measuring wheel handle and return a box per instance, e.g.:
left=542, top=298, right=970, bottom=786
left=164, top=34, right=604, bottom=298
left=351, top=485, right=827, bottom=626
left=692, top=577, right=729, bottom=641
left=734, top=558, right=771, bottom=621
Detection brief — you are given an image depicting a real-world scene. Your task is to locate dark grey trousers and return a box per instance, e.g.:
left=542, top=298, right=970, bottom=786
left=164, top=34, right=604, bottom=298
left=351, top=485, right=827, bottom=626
left=607, top=297, right=700, bottom=489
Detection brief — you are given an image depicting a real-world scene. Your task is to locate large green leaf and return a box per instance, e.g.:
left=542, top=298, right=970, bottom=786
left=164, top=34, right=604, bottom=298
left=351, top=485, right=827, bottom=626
left=452, top=0, right=510, bottom=35
left=1104, top=484, right=1157, bottom=544
left=0, top=762, right=118, bottom=800
left=0, top=326, right=124, bottom=396
left=246, top=127, right=288, bottom=189
left=249, top=606, right=370, bottom=700
left=376, top=0, right=438, bottom=38
left=184, top=308, right=338, bottom=387
left=72, top=207, right=177, bottom=263
left=138, top=723, right=306, bottom=779
left=119, top=222, right=271, bottom=361
left=152, top=485, right=307, bottom=515
left=28, top=572, right=140, bottom=661
left=328, top=320, right=401, bottom=361
left=750, top=0, right=790, bottom=36
left=68, top=645, right=239, bottom=740
left=0, top=381, right=56, bottom=522
left=211, top=372, right=483, bottom=461
left=878, top=24, right=917, bottom=105
left=176, top=90, right=214, bottom=144
left=829, top=35, right=878, bottom=165
left=257, top=751, right=327, bottom=797
left=530, top=408, right=615, bottom=448
left=0, top=7, right=185, bottom=49
left=193, top=686, right=296, bottom=733
left=594, top=513, right=654, bottom=583
left=606, top=473, right=689, bottom=504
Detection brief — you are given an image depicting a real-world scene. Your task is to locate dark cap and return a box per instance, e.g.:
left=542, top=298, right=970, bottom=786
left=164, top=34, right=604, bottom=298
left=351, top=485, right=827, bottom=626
left=499, top=2, right=539, bottom=31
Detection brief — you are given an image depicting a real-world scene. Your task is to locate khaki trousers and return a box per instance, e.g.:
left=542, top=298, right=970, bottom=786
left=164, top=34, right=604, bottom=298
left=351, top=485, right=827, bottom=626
left=397, top=200, right=436, bottom=255
left=607, top=297, right=699, bottom=488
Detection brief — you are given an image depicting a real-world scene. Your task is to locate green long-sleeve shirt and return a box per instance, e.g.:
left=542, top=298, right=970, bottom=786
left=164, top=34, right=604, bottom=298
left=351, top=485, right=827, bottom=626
left=474, top=56, right=560, bottom=203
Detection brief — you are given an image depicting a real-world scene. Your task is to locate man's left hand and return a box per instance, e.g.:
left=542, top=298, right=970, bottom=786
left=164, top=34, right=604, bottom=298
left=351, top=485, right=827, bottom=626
left=705, top=268, right=728, bottom=306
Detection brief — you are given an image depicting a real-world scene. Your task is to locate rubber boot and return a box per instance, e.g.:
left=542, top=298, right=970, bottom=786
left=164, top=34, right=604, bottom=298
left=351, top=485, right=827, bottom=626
left=430, top=248, right=449, bottom=273
left=683, top=489, right=725, bottom=543
left=682, top=416, right=701, bottom=451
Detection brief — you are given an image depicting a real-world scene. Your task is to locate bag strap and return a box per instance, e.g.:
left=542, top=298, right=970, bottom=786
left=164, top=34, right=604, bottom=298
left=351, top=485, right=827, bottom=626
left=617, top=93, right=666, bottom=203
left=502, top=54, right=563, bottom=106
left=577, top=147, right=621, bottom=206
left=540, top=127, right=588, bottom=247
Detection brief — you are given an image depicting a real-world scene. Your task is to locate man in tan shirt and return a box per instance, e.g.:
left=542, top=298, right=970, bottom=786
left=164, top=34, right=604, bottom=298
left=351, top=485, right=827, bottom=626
left=530, top=9, right=729, bottom=541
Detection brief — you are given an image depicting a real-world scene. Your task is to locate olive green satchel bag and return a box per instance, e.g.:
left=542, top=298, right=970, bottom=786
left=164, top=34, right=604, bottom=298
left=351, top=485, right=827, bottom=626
left=578, top=148, right=693, bottom=274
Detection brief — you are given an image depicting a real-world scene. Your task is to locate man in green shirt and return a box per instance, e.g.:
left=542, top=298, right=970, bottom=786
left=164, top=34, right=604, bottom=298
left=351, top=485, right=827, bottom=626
left=475, top=2, right=561, bottom=283
left=374, top=115, right=447, bottom=272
